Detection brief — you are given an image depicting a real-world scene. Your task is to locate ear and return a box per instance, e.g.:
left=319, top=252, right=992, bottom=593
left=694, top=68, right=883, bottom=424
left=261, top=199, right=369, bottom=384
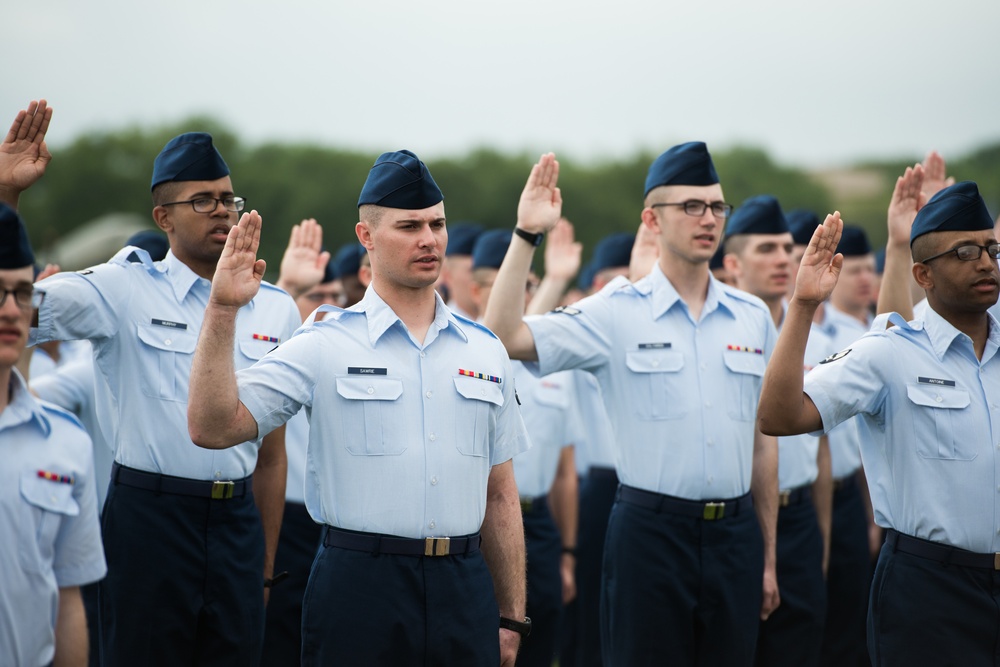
left=356, top=221, right=374, bottom=250
left=912, top=262, right=934, bottom=291
left=640, top=207, right=661, bottom=235
left=722, top=252, right=741, bottom=278
left=152, top=206, right=172, bottom=233
left=469, top=280, right=485, bottom=310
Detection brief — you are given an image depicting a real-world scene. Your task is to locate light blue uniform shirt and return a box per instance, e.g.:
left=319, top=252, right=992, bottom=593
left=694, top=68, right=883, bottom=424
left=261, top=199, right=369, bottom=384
left=776, top=305, right=834, bottom=491
left=816, top=304, right=871, bottom=478
left=283, top=411, right=309, bottom=505
left=511, top=364, right=582, bottom=498
left=804, top=306, right=1000, bottom=552
left=0, top=370, right=106, bottom=667
left=524, top=265, right=777, bottom=500
left=30, top=249, right=300, bottom=480
left=237, top=287, right=530, bottom=539
left=569, top=370, right=616, bottom=474
left=31, top=349, right=116, bottom=508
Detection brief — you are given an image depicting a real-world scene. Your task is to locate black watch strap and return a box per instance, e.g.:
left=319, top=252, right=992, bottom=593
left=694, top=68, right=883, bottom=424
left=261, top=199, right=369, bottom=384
left=513, top=227, right=545, bottom=247
left=499, top=615, right=532, bottom=637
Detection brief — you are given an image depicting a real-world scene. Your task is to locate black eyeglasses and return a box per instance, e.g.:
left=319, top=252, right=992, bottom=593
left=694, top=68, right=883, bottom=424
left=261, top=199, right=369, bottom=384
left=160, top=196, right=247, bottom=214
left=918, top=243, right=1000, bottom=264
left=0, top=286, right=43, bottom=310
left=651, top=200, right=733, bottom=219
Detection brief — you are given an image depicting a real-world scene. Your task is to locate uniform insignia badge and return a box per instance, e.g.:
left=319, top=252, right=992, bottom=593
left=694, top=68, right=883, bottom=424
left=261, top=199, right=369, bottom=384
left=349, top=367, right=388, bottom=375
left=252, top=333, right=280, bottom=343
left=552, top=306, right=581, bottom=315
left=727, top=344, right=763, bottom=355
left=37, top=470, right=75, bottom=485
left=820, top=348, right=851, bottom=364
left=458, top=368, right=502, bottom=383
left=918, top=376, right=956, bottom=387
left=152, top=318, right=188, bottom=330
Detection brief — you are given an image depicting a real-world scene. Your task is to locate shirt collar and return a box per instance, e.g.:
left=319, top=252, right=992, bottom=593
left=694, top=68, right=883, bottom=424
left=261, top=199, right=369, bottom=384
left=922, top=303, right=1000, bottom=363
left=647, top=263, right=735, bottom=321
left=163, top=250, right=256, bottom=309
left=0, top=369, right=50, bottom=436
left=358, top=285, right=469, bottom=347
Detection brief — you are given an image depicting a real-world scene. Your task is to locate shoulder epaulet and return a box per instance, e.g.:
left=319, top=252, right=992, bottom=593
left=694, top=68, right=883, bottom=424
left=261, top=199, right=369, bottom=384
left=106, top=245, right=159, bottom=273
left=258, top=280, right=291, bottom=296
left=872, top=311, right=917, bottom=333
left=452, top=311, right=499, bottom=340
left=305, top=304, right=350, bottom=326
left=37, top=399, right=86, bottom=431
left=604, top=274, right=640, bottom=297
left=718, top=282, right=770, bottom=313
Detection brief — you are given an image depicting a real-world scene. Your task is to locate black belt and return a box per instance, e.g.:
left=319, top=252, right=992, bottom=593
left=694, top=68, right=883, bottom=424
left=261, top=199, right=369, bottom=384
left=588, top=466, right=618, bottom=482
left=886, top=529, right=1000, bottom=571
left=111, top=463, right=251, bottom=500
left=617, top=485, right=753, bottom=521
left=833, top=473, right=857, bottom=493
left=779, top=485, right=812, bottom=509
left=322, top=526, right=481, bottom=557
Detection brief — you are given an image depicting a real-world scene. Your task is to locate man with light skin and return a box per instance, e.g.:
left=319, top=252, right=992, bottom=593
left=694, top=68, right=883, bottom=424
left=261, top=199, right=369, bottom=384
left=186, top=150, right=529, bottom=666
left=0, top=201, right=107, bottom=667
left=0, top=100, right=301, bottom=666
left=759, top=176, right=1000, bottom=665
left=723, top=195, right=833, bottom=667
left=483, top=145, right=779, bottom=666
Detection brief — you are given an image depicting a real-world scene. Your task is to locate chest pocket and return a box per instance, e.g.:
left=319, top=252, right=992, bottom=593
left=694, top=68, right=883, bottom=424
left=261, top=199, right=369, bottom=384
left=723, top=351, right=766, bottom=422
left=453, top=375, right=504, bottom=457
left=136, top=323, right=198, bottom=402
left=237, top=338, right=277, bottom=365
left=336, top=376, right=406, bottom=456
left=624, top=350, right=685, bottom=420
left=19, top=470, right=80, bottom=574
left=906, top=384, right=976, bottom=461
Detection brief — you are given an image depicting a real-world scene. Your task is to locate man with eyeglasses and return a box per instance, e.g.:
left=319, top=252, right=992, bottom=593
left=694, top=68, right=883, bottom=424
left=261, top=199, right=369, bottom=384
left=483, top=142, right=780, bottom=665
left=0, top=202, right=107, bottom=666
left=758, top=179, right=1000, bottom=665
left=0, top=101, right=301, bottom=666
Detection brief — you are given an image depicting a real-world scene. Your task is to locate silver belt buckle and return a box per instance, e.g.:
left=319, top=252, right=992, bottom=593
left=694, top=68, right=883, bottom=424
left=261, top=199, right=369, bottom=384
left=994, top=553, right=1000, bottom=571
left=424, top=537, right=451, bottom=556
left=211, top=481, right=235, bottom=500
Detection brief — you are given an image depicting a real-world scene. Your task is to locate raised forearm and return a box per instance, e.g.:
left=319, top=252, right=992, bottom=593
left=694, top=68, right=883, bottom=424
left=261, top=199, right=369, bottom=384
left=876, top=240, right=914, bottom=319
left=757, top=298, right=821, bottom=436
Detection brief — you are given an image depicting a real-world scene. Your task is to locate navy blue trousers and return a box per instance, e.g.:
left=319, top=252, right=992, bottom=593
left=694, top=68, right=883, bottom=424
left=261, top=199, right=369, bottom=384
left=868, top=537, right=1000, bottom=666
left=302, top=529, right=499, bottom=666
left=520, top=496, right=564, bottom=667
left=820, top=478, right=871, bottom=667
left=755, top=492, right=826, bottom=667
left=601, top=488, right=764, bottom=667
left=260, top=501, right=323, bottom=667
left=98, top=480, right=265, bottom=666
left=568, top=466, right=618, bottom=667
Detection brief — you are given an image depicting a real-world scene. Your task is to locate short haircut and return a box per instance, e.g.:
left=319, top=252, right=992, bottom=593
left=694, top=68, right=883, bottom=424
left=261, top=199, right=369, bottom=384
left=358, top=204, right=384, bottom=226
left=911, top=233, right=940, bottom=263
left=722, top=235, right=750, bottom=257
left=151, top=181, right=183, bottom=207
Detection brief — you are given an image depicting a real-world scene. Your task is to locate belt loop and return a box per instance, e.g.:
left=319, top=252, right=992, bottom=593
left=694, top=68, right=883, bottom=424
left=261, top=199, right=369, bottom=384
left=887, top=529, right=898, bottom=553
left=112, top=462, right=121, bottom=485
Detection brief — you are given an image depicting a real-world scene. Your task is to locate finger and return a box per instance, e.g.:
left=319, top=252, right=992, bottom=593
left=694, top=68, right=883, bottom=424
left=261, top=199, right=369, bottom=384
left=4, top=110, right=26, bottom=145
left=315, top=250, right=331, bottom=272
left=249, top=210, right=263, bottom=255
left=36, top=103, right=52, bottom=143
left=26, top=100, right=48, bottom=143
left=16, top=102, right=38, bottom=141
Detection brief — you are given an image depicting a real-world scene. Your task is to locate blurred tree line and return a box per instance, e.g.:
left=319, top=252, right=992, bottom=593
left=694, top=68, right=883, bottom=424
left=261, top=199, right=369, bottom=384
left=17, top=116, right=1000, bottom=281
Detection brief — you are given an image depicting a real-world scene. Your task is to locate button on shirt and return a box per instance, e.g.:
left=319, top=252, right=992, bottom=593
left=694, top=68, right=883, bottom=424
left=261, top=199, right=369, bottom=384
left=804, top=306, right=1000, bottom=553
left=30, top=249, right=301, bottom=480
left=0, top=370, right=106, bottom=667
left=777, top=305, right=835, bottom=491
left=237, top=287, right=529, bottom=539
left=816, top=304, right=871, bottom=478
left=524, top=265, right=776, bottom=500
left=511, top=364, right=583, bottom=497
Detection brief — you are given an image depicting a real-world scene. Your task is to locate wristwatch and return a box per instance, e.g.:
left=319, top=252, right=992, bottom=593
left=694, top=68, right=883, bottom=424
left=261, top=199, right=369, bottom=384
left=499, top=615, right=532, bottom=637
left=513, top=227, right=545, bottom=247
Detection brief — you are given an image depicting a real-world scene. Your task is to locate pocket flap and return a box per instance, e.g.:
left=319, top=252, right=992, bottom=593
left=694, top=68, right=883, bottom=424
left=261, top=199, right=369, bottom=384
left=625, top=350, right=684, bottom=373
left=336, top=376, right=403, bottom=401
left=20, top=470, right=80, bottom=516
left=723, top=350, right=766, bottom=377
left=453, top=375, right=504, bottom=406
left=137, top=322, right=197, bottom=354
left=906, top=384, right=970, bottom=409
left=238, top=337, right=277, bottom=361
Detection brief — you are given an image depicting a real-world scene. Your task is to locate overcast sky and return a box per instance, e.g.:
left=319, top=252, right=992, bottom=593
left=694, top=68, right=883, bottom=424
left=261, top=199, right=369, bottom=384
left=5, top=0, right=999, bottom=169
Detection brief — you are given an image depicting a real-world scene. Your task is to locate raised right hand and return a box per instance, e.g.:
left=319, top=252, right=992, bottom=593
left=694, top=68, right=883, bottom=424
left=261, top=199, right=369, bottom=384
left=0, top=100, right=53, bottom=200
left=792, top=212, right=844, bottom=306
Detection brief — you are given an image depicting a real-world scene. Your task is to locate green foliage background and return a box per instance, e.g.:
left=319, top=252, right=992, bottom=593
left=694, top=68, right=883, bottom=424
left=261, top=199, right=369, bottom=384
left=17, top=117, right=1000, bottom=280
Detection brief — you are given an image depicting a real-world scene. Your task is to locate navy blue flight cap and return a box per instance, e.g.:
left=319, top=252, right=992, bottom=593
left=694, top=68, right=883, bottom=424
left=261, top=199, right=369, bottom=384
left=320, top=247, right=338, bottom=284
left=726, top=196, right=790, bottom=237
left=358, top=150, right=444, bottom=209
left=786, top=210, right=820, bottom=246
left=333, top=243, right=367, bottom=279
left=592, top=233, right=635, bottom=272
left=150, top=132, right=230, bottom=191
left=644, top=142, right=719, bottom=197
left=837, top=225, right=873, bottom=257
left=125, top=229, right=169, bottom=262
left=874, top=247, right=886, bottom=275
left=447, top=223, right=484, bottom=256
left=472, top=230, right=512, bottom=271
left=910, top=181, right=994, bottom=245
left=710, top=245, right=726, bottom=271
left=0, top=202, right=35, bottom=269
